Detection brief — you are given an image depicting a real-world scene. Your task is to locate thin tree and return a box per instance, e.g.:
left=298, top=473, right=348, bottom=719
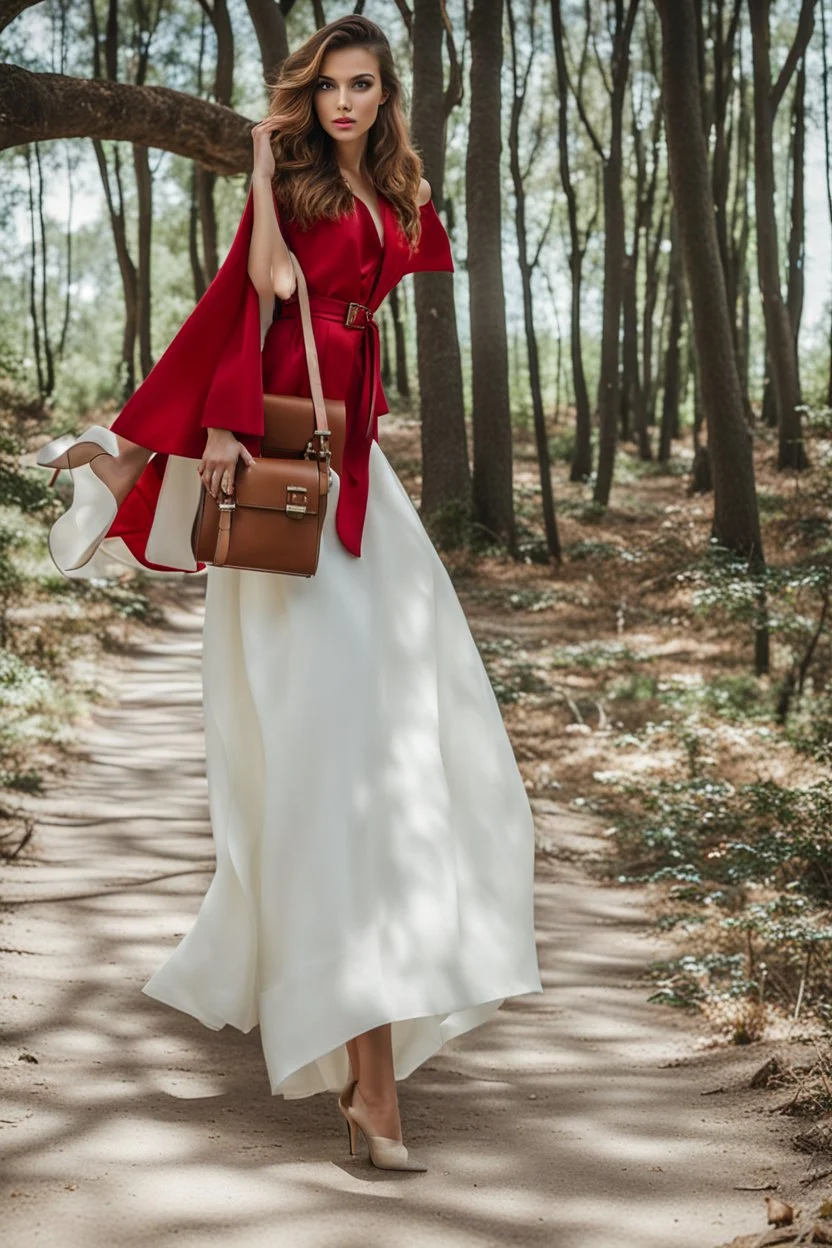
left=466, top=0, right=516, bottom=551
left=568, top=0, right=641, bottom=507
left=654, top=0, right=765, bottom=584
left=659, top=208, right=683, bottom=463
left=786, top=58, right=806, bottom=370
left=131, top=1, right=165, bottom=379
left=24, top=143, right=53, bottom=398
left=747, top=0, right=816, bottom=470
left=823, top=0, right=832, bottom=405
left=195, top=0, right=234, bottom=282
left=410, top=0, right=471, bottom=532
left=244, top=0, right=292, bottom=85
left=622, top=15, right=662, bottom=460
left=550, top=0, right=595, bottom=483
left=507, top=0, right=560, bottom=561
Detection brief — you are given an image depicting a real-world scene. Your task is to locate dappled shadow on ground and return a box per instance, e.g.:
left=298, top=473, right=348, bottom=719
left=0, top=580, right=803, bottom=1248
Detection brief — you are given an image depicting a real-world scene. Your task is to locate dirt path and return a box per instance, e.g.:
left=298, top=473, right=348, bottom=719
left=1, top=581, right=805, bottom=1248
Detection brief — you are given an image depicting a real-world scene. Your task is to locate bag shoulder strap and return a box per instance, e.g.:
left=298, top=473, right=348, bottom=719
left=287, top=250, right=329, bottom=436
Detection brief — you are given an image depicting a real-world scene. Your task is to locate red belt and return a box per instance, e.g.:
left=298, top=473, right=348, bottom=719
left=277, top=294, right=380, bottom=557
left=278, top=295, right=379, bottom=437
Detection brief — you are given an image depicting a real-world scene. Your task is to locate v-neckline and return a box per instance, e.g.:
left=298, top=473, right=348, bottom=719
left=353, top=191, right=386, bottom=250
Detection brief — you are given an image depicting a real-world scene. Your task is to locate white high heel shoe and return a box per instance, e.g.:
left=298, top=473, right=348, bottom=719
left=35, top=425, right=121, bottom=575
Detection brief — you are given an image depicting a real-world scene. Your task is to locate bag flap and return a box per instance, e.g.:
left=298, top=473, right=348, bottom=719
left=262, top=393, right=347, bottom=472
left=232, top=457, right=324, bottom=513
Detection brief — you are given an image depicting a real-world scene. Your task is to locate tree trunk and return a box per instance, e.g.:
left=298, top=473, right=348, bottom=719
left=656, top=0, right=764, bottom=567
left=747, top=0, right=811, bottom=469
left=593, top=3, right=640, bottom=506
left=551, top=0, right=592, bottom=482
left=786, top=60, right=805, bottom=359
left=188, top=163, right=206, bottom=301
left=466, top=0, right=515, bottom=550
left=660, top=211, right=683, bottom=462
left=132, top=142, right=153, bottom=378
left=387, top=284, right=409, bottom=398
left=243, top=0, right=290, bottom=86
left=622, top=244, right=652, bottom=459
left=508, top=0, right=560, bottom=561
left=93, top=137, right=137, bottom=397
left=411, top=0, right=471, bottom=532
left=643, top=192, right=667, bottom=426
left=822, top=0, right=832, bottom=406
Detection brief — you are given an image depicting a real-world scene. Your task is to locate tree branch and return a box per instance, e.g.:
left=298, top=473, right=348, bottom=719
left=392, top=0, right=413, bottom=37
left=570, top=4, right=606, bottom=160
left=0, top=65, right=253, bottom=175
left=771, top=0, right=817, bottom=116
left=0, top=0, right=44, bottom=34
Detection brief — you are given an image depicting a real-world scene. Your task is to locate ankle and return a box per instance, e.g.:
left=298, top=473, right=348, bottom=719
left=355, top=1079, right=396, bottom=1108
left=92, top=444, right=150, bottom=502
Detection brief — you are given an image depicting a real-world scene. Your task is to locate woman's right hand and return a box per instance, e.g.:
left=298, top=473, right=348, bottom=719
left=199, top=428, right=256, bottom=498
left=251, top=115, right=290, bottom=182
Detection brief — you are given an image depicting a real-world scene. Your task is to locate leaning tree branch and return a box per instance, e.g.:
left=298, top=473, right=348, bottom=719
left=0, top=66, right=253, bottom=175
left=771, top=0, right=817, bottom=116
left=0, top=0, right=44, bottom=34
left=392, top=0, right=413, bottom=37
left=440, top=0, right=463, bottom=116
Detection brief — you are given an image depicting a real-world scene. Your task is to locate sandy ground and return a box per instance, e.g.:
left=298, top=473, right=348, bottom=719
left=0, top=581, right=812, bottom=1248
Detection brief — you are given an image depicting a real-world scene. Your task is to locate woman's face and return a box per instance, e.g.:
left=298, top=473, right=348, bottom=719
left=312, top=45, right=388, bottom=147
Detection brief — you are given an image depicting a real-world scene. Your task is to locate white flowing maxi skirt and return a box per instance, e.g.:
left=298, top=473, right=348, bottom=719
left=142, top=441, right=544, bottom=1099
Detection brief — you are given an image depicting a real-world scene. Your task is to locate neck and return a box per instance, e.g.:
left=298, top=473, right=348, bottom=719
left=335, top=134, right=370, bottom=181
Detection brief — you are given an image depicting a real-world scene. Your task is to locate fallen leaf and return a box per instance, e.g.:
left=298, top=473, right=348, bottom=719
left=766, top=1197, right=795, bottom=1227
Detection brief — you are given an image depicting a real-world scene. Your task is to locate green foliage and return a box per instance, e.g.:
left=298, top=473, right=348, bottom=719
left=548, top=428, right=577, bottom=465
left=605, top=771, right=832, bottom=1027
left=477, top=636, right=550, bottom=705
left=422, top=496, right=481, bottom=553
left=639, top=672, right=774, bottom=721
left=565, top=539, right=621, bottom=561
left=0, top=374, right=166, bottom=805
left=645, top=952, right=750, bottom=1009
left=551, top=640, right=652, bottom=670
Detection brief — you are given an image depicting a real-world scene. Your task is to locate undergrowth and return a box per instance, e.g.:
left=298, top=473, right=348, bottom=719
left=0, top=377, right=162, bottom=857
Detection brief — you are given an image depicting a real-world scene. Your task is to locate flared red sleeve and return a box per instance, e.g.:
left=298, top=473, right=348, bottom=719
left=405, top=198, right=455, bottom=276
left=110, top=185, right=266, bottom=459
left=96, top=185, right=274, bottom=574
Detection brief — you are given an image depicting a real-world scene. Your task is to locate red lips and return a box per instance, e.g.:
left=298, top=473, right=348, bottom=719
left=333, top=119, right=355, bottom=127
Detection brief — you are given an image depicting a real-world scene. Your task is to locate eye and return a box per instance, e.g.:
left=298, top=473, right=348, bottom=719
left=354, top=79, right=371, bottom=88
left=316, top=81, right=331, bottom=90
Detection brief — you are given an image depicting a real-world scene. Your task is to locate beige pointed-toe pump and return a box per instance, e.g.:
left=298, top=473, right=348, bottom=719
left=337, top=1076, right=427, bottom=1172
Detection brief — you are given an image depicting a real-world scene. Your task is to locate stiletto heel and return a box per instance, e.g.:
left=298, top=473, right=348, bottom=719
left=34, top=425, right=121, bottom=575
left=338, top=1075, right=360, bottom=1156
left=337, top=1077, right=427, bottom=1172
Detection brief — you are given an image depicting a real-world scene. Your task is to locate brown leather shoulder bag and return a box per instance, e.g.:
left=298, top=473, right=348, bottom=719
left=191, top=250, right=345, bottom=577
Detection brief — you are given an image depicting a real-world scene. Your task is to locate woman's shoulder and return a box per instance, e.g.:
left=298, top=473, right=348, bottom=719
left=417, top=178, right=432, bottom=208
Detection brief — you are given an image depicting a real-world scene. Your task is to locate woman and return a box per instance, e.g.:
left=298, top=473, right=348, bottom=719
left=35, top=16, right=543, bottom=1171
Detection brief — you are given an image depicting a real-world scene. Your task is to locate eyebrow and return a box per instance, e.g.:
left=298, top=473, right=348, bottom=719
left=317, top=72, right=376, bottom=81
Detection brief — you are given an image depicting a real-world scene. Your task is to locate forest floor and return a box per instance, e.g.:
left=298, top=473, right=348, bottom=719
left=1, top=415, right=830, bottom=1248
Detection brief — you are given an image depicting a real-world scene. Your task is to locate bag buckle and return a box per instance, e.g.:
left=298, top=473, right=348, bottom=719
left=286, top=485, right=308, bottom=517
left=306, top=428, right=331, bottom=461
left=345, top=301, right=372, bottom=328
left=217, top=497, right=236, bottom=511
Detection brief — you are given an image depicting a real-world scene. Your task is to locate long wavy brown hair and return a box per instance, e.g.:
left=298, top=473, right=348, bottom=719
left=266, top=15, right=425, bottom=250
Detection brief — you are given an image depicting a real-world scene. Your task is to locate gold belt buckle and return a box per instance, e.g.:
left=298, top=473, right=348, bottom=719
left=345, top=301, right=372, bottom=328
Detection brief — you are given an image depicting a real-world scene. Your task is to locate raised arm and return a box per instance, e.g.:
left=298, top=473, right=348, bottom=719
left=247, top=119, right=297, bottom=303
